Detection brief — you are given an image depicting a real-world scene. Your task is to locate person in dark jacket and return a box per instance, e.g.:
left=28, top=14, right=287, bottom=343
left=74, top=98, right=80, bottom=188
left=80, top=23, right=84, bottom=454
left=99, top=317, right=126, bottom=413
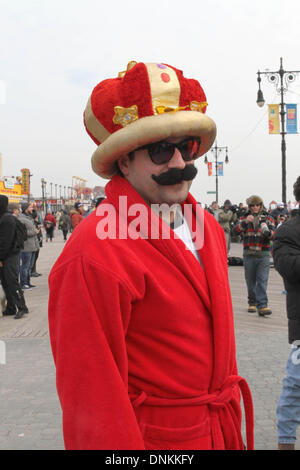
left=270, top=202, right=289, bottom=227
left=58, top=210, right=71, bottom=241
left=31, top=209, right=43, bottom=277
left=0, top=196, right=28, bottom=319
left=273, top=176, right=300, bottom=450
left=218, top=199, right=237, bottom=254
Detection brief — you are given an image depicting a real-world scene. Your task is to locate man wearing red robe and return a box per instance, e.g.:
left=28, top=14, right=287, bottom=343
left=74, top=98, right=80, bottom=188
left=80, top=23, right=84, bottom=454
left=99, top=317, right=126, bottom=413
left=48, top=61, right=254, bottom=450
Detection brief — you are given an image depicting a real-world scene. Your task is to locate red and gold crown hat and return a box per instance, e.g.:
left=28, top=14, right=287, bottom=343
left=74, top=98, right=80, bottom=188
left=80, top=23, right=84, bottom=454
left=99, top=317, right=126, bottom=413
left=84, top=61, right=217, bottom=179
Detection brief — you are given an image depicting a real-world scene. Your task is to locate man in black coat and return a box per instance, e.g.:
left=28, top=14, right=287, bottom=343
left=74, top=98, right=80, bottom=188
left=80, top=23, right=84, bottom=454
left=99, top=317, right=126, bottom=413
left=270, top=202, right=289, bottom=227
left=273, top=176, right=300, bottom=450
left=0, top=196, right=28, bottom=319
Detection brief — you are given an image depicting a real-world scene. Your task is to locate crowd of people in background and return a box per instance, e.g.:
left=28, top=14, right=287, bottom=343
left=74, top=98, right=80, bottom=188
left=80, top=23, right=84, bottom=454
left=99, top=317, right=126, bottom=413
left=206, top=199, right=298, bottom=257
left=0, top=194, right=297, bottom=322
left=205, top=197, right=298, bottom=316
left=0, top=196, right=104, bottom=320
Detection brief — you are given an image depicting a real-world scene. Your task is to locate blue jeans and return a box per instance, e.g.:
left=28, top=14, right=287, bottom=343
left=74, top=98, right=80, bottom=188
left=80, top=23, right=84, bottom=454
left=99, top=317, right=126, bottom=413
left=20, top=251, right=35, bottom=286
left=277, top=344, right=300, bottom=444
left=243, top=255, right=270, bottom=308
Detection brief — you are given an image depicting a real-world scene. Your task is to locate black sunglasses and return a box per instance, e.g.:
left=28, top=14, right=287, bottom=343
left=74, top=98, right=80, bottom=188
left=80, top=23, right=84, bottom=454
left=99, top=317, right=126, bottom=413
left=138, top=137, right=201, bottom=165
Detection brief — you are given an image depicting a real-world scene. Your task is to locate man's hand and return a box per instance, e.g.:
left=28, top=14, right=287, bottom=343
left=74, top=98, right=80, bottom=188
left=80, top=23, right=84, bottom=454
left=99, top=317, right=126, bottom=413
left=0, top=261, right=3, bottom=268
left=246, top=215, right=254, bottom=224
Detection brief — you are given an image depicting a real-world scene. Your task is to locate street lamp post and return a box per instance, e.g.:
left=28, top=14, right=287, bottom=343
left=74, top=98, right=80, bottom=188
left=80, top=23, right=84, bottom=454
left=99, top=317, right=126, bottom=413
left=28, top=172, right=33, bottom=203
left=41, top=178, right=47, bottom=212
left=204, top=141, right=229, bottom=204
left=256, top=57, right=300, bottom=206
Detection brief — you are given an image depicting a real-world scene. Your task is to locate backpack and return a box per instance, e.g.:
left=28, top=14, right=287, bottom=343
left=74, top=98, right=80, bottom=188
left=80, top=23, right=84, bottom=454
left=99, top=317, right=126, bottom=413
left=228, top=256, right=244, bottom=266
left=14, top=218, right=28, bottom=250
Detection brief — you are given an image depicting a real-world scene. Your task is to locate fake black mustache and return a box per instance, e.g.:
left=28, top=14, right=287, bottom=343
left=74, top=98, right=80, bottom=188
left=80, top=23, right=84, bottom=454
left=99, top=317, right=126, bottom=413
left=151, top=165, right=198, bottom=186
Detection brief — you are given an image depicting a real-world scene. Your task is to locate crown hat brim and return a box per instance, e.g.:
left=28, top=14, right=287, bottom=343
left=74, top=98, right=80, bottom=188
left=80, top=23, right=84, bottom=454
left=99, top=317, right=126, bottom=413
left=91, top=110, right=217, bottom=179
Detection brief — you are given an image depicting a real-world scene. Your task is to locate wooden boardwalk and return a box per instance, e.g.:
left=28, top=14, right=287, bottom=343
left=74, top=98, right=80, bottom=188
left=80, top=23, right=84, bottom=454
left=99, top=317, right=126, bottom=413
left=0, top=233, right=61, bottom=339
left=0, top=234, right=288, bottom=339
left=0, top=231, right=295, bottom=451
left=229, top=243, right=287, bottom=335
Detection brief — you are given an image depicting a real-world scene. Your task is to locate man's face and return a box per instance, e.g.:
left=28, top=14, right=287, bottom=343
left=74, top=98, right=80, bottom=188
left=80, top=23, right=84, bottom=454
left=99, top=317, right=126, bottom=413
left=118, top=137, right=196, bottom=206
left=26, top=204, right=33, bottom=214
left=250, top=203, right=261, bottom=215
left=212, top=202, right=218, bottom=210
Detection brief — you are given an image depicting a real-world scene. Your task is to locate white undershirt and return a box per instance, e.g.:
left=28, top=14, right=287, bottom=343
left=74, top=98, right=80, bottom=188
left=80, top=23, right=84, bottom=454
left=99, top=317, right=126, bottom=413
left=173, top=211, right=202, bottom=265
left=153, top=204, right=202, bottom=265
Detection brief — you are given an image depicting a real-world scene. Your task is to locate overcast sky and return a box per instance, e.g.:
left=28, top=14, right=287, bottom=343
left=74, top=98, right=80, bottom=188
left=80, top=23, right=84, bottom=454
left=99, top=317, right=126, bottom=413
left=1, top=0, right=300, bottom=206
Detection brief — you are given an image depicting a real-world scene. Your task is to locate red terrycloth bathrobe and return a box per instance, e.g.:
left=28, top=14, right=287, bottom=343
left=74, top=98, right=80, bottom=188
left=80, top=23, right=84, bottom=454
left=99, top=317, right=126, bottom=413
left=48, top=175, right=254, bottom=450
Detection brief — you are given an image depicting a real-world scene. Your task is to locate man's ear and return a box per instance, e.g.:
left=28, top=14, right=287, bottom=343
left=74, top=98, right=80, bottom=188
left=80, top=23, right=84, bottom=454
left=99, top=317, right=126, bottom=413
left=117, top=155, right=131, bottom=177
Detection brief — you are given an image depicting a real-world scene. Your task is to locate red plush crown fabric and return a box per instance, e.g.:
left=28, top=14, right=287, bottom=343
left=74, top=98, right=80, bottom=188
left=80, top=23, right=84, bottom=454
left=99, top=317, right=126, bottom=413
left=84, top=61, right=216, bottom=178
left=167, top=65, right=207, bottom=113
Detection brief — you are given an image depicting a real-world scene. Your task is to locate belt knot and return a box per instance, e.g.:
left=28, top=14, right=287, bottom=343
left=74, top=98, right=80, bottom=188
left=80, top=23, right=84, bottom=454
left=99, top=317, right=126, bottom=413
left=129, top=375, right=254, bottom=450
left=209, top=385, right=234, bottom=409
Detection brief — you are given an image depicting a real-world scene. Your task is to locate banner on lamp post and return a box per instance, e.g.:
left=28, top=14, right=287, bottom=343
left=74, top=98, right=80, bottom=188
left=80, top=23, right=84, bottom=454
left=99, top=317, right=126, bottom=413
left=286, top=104, right=298, bottom=134
left=268, top=104, right=280, bottom=134
left=217, top=162, right=223, bottom=176
left=207, top=162, right=212, bottom=176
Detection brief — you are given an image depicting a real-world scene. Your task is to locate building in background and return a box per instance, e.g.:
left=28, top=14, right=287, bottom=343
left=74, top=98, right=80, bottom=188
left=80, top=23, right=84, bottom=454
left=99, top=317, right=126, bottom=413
left=0, top=176, right=23, bottom=203
left=0, top=155, right=30, bottom=203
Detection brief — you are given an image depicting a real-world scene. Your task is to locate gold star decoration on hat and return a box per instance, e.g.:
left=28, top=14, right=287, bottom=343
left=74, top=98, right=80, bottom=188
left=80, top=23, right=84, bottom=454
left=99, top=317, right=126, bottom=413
left=118, top=61, right=138, bottom=79
left=190, top=101, right=208, bottom=112
left=155, top=105, right=189, bottom=114
left=113, top=105, right=139, bottom=127
left=155, top=101, right=208, bottom=115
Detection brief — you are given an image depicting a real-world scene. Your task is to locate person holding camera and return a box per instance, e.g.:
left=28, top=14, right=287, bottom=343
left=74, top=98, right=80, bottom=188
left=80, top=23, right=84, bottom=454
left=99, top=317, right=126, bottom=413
left=270, top=202, right=289, bottom=227
left=276, top=213, right=288, bottom=228
left=235, top=195, right=275, bottom=316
